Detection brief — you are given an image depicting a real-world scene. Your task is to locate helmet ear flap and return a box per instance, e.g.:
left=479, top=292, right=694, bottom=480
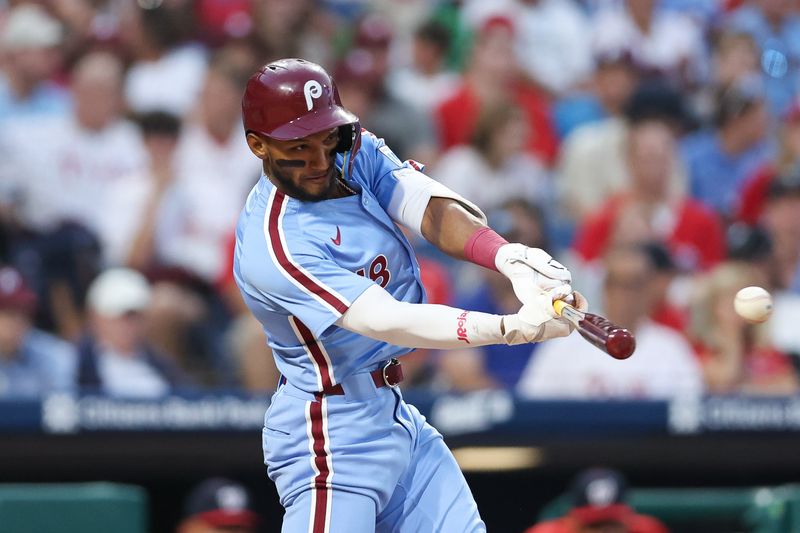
left=335, top=122, right=362, bottom=178
left=334, top=122, right=360, bottom=153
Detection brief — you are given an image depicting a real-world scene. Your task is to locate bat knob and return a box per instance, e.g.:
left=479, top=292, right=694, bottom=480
left=553, top=294, right=579, bottom=316
left=606, top=328, right=636, bottom=360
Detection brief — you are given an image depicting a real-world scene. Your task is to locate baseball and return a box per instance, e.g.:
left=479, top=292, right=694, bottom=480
left=734, top=286, right=773, bottom=323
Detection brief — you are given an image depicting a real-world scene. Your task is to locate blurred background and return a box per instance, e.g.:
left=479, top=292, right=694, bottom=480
left=1, top=0, right=800, bottom=531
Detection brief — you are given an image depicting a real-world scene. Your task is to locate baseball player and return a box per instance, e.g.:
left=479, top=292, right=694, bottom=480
left=233, top=58, right=587, bottom=533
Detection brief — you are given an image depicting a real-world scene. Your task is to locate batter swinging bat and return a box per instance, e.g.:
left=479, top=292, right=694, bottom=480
left=553, top=300, right=635, bottom=360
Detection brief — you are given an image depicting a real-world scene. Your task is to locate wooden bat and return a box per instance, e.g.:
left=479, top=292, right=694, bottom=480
left=553, top=300, right=635, bottom=360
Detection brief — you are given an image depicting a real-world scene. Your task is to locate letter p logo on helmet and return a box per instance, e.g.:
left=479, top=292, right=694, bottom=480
left=304, top=80, right=323, bottom=111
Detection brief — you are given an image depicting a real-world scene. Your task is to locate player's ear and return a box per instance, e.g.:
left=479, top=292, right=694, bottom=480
left=246, top=132, right=269, bottom=159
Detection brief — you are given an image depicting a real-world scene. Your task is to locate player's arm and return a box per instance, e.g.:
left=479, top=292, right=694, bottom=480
left=381, top=165, right=572, bottom=296
left=420, top=197, right=484, bottom=260
left=365, top=133, right=573, bottom=302
left=336, top=284, right=588, bottom=349
left=420, top=194, right=571, bottom=285
left=421, top=194, right=574, bottom=304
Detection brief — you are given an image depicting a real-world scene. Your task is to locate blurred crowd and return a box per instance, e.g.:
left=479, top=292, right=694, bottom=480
left=1, top=0, right=799, bottom=401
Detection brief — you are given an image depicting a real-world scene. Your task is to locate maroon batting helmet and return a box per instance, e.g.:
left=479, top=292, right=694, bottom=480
left=242, top=58, right=360, bottom=155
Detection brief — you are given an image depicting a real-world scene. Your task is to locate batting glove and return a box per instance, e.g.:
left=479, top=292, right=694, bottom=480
left=502, top=290, right=589, bottom=345
left=495, top=243, right=572, bottom=305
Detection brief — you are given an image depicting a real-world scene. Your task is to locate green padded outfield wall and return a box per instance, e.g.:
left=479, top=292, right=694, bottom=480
left=0, top=482, right=147, bottom=533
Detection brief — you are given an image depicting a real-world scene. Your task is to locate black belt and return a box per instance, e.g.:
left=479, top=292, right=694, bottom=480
left=324, top=359, right=403, bottom=395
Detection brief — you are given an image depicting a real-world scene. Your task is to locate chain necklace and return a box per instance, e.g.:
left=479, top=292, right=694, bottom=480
left=337, top=176, right=358, bottom=196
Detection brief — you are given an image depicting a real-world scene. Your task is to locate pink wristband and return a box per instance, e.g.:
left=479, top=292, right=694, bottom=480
left=464, top=227, right=508, bottom=272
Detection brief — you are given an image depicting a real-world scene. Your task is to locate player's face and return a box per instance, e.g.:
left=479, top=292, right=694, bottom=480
left=262, top=128, right=340, bottom=202
left=0, top=309, right=30, bottom=355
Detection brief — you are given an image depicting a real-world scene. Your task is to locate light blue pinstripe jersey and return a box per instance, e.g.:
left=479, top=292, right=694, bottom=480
left=233, top=131, right=426, bottom=393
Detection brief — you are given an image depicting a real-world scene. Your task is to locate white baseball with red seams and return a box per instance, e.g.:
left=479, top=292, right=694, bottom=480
left=734, top=286, right=773, bottom=323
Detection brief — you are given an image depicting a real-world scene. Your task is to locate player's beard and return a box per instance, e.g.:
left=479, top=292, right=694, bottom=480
left=267, top=162, right=338, bottom=202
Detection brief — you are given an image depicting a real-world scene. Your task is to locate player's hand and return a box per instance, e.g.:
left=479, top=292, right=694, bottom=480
left=502, top=288, right=577, bottom=345
left=567, top=290, right=589, bottom=314
left=495, top=243, right=572, bottom=305
left=557, top=290, right=589, bottom=334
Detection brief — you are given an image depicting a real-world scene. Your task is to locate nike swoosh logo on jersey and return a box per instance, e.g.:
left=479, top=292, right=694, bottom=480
left=331, top=226, right=341, bottom=246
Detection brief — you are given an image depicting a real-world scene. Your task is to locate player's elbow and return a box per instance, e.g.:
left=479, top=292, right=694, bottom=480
left=339, top=288, right=411, bottom=339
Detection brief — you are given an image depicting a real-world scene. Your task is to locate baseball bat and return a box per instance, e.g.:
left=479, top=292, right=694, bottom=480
left=552, top=300, right=635, bottom=360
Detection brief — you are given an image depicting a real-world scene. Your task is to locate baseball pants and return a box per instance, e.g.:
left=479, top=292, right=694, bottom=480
left=263, top=372, right=486, bottom=532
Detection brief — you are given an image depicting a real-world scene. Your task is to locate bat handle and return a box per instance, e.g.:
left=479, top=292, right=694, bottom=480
left=553, top=298, right=636, bottom=360
left=553, top=299, right=584, bottom=324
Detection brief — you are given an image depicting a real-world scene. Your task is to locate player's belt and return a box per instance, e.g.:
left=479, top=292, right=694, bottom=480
left=323, top=359, right=403, bottom=395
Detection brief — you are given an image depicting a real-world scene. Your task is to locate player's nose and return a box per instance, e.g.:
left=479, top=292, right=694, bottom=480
left=308, top=145, right=331, bottom=173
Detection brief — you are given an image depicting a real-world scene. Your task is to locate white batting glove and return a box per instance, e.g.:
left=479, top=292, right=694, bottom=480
left=567, top=290, right=589, bottom=314
left=495, top=243, right=573, bottom=305
left=501, top=288, right=574, bottom=345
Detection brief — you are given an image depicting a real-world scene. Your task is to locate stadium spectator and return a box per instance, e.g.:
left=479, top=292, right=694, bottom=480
left=557, top=81, right=689, bottom=223
left=524, top=467, right=669, bottom=533
left=435, top=15, right=559, bottom=166
left=145, top=268, right=235, bottom=388
left=0, top=180, right=102, bottom=341
left=46, top=0, right=133, bottom=58
left=459, top=0, right=593, bottom=95
left=591, top=0, right=706, bottom=88
left=736, top=102, right=800, bottom=225
left=681, top=74, right=774, bottom=218
left=552, top=48, right=641, bottom=140
left=424, top=0, right=474, bottom=71
left=77, top=268, right=192, bottom=398
left=0, top=4, right=69, bottom=123
left=387, top=19, right=459, bottom=113
left=250, top=0, right=335, bottom=66
left=689, top=261, right=798, bottom=395
left=458, top=0, right=515, bottom=29
left=758, top=166, right=800, bottom=361
left=518, top=245, right=703, bottom=399
left=724, top=0, right=800, bottom=117
left=0, top=50, right=146, bottom=236
left=0, top=266, right=76, bottom=398
left=351, top=12, right=394, bottom=79
left=432, top=102, right=551, bottom=212
left=100, top=110, right=182, bottom=268
left=121, top=2, right=208, bottom=118
left=156, top=46, right=259, bottom=283
left=761, top=165, right=800, bottom=293
left=193, top=0, right=254, bottom=47
left=512, top=0, right=593, bottom=96
left=641, top=241, right=688, bottom=334
left=177, top=477, right=260, bottom=533
left=693, top=31, right=760, bottom=123
left=572, top=119, right=724, bottom=273
left=0, top=50, right=146, bottom=340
